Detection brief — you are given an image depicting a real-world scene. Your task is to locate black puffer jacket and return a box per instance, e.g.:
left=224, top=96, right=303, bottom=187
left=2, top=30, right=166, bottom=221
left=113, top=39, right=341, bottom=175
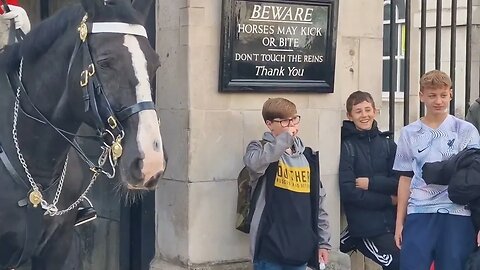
left=339, top=120, right=398, bottom=237
left=422, top=148, right=480, bottom=230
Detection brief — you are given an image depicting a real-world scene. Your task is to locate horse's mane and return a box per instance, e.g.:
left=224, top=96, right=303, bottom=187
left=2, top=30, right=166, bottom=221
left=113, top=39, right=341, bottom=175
left=0, top=4, right=84, bottom=71
left=0, top=1, right=143, bottom=72
left=21, top=5, right=85, bottom=62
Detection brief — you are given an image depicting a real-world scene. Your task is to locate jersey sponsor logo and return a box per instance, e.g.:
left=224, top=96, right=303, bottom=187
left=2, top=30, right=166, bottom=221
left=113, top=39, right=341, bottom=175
left=275, top=161, right=310, bottom=193
left=417, top=146, right=428, bottom=153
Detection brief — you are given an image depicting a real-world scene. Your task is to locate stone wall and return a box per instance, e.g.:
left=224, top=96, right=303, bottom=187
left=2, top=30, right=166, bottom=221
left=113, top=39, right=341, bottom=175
left=152, top=0, right=384, bottom=269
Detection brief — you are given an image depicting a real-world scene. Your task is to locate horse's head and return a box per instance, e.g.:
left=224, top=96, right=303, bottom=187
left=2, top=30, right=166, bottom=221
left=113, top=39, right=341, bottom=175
left=74, top=0, right=165, bottom=189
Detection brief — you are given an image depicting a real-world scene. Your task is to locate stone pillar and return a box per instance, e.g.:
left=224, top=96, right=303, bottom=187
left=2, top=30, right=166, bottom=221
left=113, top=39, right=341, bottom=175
left=152, top=0, right=383, bottom=269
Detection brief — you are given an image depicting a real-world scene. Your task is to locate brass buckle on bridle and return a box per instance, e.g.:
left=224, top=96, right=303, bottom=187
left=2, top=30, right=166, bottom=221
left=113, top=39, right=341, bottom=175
left=87, top=63, right=95, bottom=76
left=80, top=64, right=95, bottom=87
left=107, top=116, right=117, bottom=129
left=80, top=70, right=88, bottom=87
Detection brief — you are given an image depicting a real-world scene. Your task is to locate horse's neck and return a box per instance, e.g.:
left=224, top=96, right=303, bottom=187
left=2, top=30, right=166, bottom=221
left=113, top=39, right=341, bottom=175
left=11, top=38, right=82, bottom=184
left=22, top=34, right=78, bottom=115
left=16, top=115, right=77, bottom=182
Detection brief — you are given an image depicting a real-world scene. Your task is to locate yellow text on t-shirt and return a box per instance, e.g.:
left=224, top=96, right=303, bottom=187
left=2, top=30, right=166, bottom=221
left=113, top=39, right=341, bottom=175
left=274, top=161, right=310, bottom=193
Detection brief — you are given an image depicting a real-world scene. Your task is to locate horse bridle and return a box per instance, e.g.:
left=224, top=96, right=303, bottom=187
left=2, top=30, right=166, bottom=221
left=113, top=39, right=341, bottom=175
left=8, top=14, right=156, bottom=214
left=1, top=9, right=157, bottom=270
left=76, top=14, right=155, bottom=171
left=19, top=14, right=155, bottom=171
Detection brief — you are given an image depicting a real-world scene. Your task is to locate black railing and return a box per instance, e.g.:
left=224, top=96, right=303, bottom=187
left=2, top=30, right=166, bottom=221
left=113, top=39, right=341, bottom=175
left=389, top=0, right=396, bottom=133
left=403, top=0, right=411, bottom=125
left=40, top=0, right=49, bottom=20
left=450, top=0, right=457, bottom=113
left=435, top=0, right=442, bottom=70
left=419, top=0, right=426, bottom=117
left=387, top=0, right=474, bottom=131
left=466, top=0, right=473, bottom=112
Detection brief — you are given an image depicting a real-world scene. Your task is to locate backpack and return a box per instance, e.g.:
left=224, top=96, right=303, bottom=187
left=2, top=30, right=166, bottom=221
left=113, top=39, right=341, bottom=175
left=236, top=140, right=267, bottom=233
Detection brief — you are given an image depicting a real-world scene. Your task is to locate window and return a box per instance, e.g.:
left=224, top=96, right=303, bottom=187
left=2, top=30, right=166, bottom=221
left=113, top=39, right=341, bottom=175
left=383, top=0, right=405, bottom=97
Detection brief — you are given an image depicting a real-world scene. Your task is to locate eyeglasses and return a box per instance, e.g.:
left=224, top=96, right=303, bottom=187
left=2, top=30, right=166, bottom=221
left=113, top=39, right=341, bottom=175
left=272, top=115, right=301, bottom=127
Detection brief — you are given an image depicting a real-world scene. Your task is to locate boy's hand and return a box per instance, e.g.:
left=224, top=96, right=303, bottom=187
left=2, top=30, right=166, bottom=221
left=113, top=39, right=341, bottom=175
left=391, top=195, right=398, bottom=205
left=477, top=230, right=480, bottom=247
left=394, top=223, right=403, bottom=249
left=355, top=177, right=369, bottom=190
left=318, top=248, right=329, bottom=264
left=286, top=126, right=298, bottom=137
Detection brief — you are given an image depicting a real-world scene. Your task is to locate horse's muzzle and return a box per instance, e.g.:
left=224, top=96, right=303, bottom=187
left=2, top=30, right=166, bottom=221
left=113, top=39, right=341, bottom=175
left=127, top=158, right=164, bottom=190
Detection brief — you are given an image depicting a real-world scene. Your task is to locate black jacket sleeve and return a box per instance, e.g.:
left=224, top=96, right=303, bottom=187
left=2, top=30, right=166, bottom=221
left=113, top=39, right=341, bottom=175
left=448, top=153, right=480, bottom=204
left=369, top=140, right=399, bottom=195
left=422, top=160, right=451, bottom=185
left=339, top=141, right=392, bottom=209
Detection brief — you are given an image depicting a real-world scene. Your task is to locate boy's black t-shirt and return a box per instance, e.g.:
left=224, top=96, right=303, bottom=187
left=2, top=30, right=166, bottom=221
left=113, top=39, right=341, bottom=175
left=257, top=154, right=318, bottom=266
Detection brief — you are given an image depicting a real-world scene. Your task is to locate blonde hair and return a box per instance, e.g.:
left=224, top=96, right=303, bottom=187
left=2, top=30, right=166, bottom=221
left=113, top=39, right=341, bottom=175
left=420, top=70, right=452, bottom=92
left=262, top=98, right=297, bottom=121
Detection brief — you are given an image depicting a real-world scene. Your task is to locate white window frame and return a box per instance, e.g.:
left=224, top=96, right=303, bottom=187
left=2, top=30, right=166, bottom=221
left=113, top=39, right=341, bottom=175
left=382, top=0, right=405, bottom=100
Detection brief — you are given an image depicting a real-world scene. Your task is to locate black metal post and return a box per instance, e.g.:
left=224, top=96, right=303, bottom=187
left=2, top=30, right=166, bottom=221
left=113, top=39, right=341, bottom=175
left=450, top=0, right=457, bottom=114
left=40, top=0, right=49, bottom=19
left=420, top=0, right=427, bottom=117
left=389, top=0, right=395, bottom=133
left=404, top=0, right=411, bottom=126
left=466, top=0, right=472, bottom=112
left=120, top=204, right=131, bottom=270
left=435, top=0, right=442, bottom=70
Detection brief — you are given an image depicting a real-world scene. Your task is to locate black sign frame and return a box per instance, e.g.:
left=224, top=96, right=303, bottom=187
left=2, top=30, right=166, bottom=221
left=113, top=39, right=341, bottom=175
left=219, top=0, right=337, bottom=93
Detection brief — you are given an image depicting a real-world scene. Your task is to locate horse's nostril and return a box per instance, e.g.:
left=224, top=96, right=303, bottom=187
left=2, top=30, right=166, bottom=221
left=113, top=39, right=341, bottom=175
left=130, top=158, right=144, bottom=180
left=154, top=170, right=164, bottom=180
left=144, top=177, right=159, bottom=189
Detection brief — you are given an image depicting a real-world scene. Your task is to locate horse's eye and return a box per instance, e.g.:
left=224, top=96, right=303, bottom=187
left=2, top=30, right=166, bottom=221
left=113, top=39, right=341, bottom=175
left=97, top=58, right=113, bottom=68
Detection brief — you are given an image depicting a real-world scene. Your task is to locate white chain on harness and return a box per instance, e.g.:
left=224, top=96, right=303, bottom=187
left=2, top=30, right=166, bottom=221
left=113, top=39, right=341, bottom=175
left=12, top=57, right=99, bottom=216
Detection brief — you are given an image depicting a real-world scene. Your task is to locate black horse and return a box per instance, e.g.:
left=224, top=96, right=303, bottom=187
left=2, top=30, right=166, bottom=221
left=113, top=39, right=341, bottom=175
left=0, top=0, right=165, bottom=269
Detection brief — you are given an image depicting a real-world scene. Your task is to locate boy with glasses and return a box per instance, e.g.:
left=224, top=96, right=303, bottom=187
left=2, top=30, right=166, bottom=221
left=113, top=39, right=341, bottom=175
left=243, top=97, right=331, bottom=270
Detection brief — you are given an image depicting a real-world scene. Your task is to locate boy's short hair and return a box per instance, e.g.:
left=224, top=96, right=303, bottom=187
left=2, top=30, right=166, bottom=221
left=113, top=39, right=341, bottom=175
left=420, top=70, right=452, bottom=92
left=262, top=98, right=297, bottom=121
left=346, top=91, right=375, bottom=114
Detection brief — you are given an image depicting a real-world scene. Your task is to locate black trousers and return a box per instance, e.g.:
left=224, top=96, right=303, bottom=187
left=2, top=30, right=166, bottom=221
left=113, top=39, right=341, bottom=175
left=341, top=229, right=400, bottom=270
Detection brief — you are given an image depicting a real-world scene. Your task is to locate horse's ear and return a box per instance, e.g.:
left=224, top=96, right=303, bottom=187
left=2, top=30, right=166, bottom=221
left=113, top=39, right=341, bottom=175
left=132, top=0, right=154, bottom=21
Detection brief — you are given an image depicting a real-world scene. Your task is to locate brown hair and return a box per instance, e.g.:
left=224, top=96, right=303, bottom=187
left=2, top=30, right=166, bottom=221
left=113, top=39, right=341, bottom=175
left=262, top=98, right=297, bottom=122
left=346, top=91, right=376, bottom=114
left=420, top=70, right=452, bottom=92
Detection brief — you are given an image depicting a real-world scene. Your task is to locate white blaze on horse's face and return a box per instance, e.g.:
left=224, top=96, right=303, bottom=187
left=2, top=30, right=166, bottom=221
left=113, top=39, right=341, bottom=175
left=123, top=35, right=165, bottom=185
